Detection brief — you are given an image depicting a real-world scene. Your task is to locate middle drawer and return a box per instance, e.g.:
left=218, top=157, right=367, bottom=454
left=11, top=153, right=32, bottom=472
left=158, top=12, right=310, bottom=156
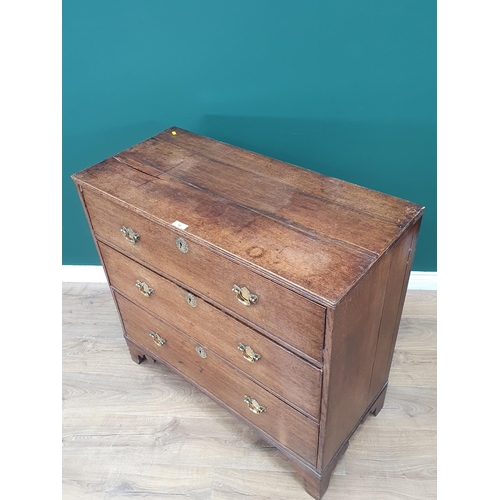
left=99, top=241, right=322, bottom=419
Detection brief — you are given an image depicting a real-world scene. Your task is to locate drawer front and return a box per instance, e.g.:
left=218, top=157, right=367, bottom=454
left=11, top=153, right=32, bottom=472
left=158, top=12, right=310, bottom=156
left=115, top=292, right=319, bottom=465
left=84, top=189, right=326, bottom=361
left=99, top=242, right=322, bottom=418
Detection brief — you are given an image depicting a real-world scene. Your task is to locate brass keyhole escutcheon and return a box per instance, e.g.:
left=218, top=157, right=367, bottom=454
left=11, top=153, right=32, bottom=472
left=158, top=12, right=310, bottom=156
left=232, top=285, right=258, bottom=306
left=176, top=237, right=189, bottom=254
left=238, top=343, right=261, bottom=362
left=195, top=345, right=207, bottom=358
left=149, top=331, right=166, bottom=347
left=244, top=396, right=266, bottom=414
left=136, top=280, right=154, bottom=297
left=185, top=293, right=197, bottom=307
left=121, top=226, right=140, bottom=244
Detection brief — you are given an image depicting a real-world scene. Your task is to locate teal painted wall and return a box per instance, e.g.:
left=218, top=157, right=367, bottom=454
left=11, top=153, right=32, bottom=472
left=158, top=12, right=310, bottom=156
left=63, top=1, right=436, bottom=270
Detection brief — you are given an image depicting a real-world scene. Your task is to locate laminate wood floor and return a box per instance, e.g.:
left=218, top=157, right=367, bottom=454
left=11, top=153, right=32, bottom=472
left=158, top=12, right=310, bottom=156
left=62, top=284, right=436, bottom=500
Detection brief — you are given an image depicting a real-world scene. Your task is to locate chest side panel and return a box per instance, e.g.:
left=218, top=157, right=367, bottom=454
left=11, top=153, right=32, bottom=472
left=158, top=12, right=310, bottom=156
left=319, top=248, right=393, bottom=469
left=367, top=218, right=422, bottom=402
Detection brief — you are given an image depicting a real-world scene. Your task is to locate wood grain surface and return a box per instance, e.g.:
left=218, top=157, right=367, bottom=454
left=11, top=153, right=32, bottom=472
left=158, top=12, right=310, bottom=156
left=154, top=128, right=423, bottom=227
left=98, top=242, right=322, bottom=418
left=62, top=283, right=436, bottom=500
left=73, top=157, right=381, bottom=307
left=115, top=136, right=404, bottom=255
left=82, top=188, right=327, bottom=362
left=113, top=292, right=319, bottom=465
left=320, top=250, right=392, bottom=468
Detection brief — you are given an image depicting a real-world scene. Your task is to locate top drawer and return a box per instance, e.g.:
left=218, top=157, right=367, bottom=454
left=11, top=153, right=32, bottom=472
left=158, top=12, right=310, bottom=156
left=82, top=189, right=326, bottom=362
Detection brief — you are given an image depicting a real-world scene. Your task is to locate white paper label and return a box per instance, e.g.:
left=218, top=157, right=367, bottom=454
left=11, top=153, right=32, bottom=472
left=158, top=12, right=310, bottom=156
left=172, top=220, right=189, bottom=230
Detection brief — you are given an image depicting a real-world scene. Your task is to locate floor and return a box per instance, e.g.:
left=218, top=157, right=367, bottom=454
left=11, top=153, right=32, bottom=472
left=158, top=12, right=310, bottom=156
left=62, top=283, right=436, bottom=499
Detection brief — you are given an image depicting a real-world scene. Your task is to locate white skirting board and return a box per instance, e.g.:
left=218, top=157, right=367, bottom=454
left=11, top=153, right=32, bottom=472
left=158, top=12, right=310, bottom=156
left=61, top=266, right=437, bottom=291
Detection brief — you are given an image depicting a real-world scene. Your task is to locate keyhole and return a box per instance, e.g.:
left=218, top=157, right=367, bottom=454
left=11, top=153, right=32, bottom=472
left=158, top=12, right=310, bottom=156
left=186, top=293, right=197, bottom=307
left=176, top=237, right=189, bottom=253
left=196, top=346, right=207, bottom=358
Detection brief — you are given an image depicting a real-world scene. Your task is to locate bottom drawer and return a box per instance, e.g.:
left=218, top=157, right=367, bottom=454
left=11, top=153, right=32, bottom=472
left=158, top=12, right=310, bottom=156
left=114, top=292, right=319, bottom=465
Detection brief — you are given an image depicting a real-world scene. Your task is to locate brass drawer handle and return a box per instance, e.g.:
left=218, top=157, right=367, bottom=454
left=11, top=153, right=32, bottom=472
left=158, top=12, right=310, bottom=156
left=136, top=280, right=154, bottom=297
left=238, top=343, right=261, bottom=362
left=121, top=226, right=140, bottom=244
left=244, top=396, right=266, bottom=414
left=150, top=331, right=166, bottom=347
left=175, top=237, right=189, bottom=254
left=232, top=285, right=258, bottom=306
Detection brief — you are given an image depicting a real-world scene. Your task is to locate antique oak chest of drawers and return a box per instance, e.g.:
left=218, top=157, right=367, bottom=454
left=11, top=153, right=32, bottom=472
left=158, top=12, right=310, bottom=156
left=72, top=127, right=424, bottom=499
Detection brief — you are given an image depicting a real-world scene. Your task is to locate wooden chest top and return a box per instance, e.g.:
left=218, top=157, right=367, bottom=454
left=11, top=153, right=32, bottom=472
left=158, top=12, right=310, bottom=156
left=73, top=127, right=424, bottom=307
